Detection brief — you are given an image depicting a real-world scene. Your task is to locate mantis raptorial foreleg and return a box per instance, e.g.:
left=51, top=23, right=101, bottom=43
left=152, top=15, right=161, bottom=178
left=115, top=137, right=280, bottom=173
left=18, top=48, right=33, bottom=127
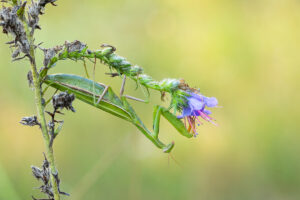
left=120, top=75, right=148, bottom=103
left=152, top=105, right=193, bottom=138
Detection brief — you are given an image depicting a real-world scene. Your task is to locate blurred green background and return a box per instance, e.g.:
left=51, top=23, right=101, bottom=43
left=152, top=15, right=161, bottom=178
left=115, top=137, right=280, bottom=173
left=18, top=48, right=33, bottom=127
left=0, top=0, right=300, bottom=199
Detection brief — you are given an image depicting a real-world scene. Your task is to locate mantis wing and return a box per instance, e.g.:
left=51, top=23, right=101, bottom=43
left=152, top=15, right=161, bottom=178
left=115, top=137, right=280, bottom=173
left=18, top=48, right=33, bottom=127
left=44, top=73, right=132, bottom=122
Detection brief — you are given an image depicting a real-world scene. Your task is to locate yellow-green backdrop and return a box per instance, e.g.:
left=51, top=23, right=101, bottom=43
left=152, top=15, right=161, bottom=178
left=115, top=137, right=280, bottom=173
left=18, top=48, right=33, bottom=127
left=0, top=0, right=299, bottom=199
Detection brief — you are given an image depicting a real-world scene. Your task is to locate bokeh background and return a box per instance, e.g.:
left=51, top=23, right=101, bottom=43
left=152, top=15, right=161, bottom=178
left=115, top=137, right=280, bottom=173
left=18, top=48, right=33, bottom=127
left=0, top=0, right=300, bottom=199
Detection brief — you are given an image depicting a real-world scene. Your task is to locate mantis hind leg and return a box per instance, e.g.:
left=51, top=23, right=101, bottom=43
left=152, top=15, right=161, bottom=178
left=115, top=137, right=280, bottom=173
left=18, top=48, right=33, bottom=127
left=82, top=59, right=90, bottom=78
left=96, top=85, right=109, bottom=104
left=91, top=57, right=110, bottom=105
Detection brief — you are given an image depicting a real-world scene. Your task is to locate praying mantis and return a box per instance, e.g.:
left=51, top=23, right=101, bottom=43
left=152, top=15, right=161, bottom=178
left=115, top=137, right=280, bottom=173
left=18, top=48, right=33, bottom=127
left=44, top=73, right=193, bottom=153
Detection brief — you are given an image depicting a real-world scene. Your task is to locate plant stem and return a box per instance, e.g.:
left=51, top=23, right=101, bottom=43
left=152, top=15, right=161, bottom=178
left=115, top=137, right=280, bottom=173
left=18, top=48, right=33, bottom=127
left=22, top=17, right=61, bottom=200
left=30, top=53, right=61, bottom=200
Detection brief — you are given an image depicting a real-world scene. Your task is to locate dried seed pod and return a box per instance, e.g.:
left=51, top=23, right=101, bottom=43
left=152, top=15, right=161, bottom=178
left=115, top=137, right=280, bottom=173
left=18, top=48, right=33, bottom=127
left=39, top=184, right=54, bottom=197
left=64, top=40, right=86, bottom=53
left=52, top=92, right=75, bottom=112
left=31, top=166, right=43, bottom=180
left=27, top=70, right=34, bottom=87
left=47, top=121, right=55, bottom=130
left=11, top=47, right=20, bottom=58
left=32, top=155, right=69, bottom=198
left=42, top=48, right=56, bottom=67
left=0, top=6, right=30, bottom=55
left=40, top=46, right=63, bottom=68
left=42, top=153, right=49, bottom=169
left=20, top=116, right=40, bottom=127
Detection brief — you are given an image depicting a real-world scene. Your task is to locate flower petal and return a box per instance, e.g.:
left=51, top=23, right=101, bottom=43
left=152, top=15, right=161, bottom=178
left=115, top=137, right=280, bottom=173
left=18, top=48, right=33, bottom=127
left=188, top=92, right=203, bottom=101
left=204, top=97, right=218, bottom=107
left=177, top=106, right=192, bottom=118
left=188, top=97, right=205, bottom=110
left=182, top=106, right=192, bottom=116
left=203, top=109, right=212, bottom=115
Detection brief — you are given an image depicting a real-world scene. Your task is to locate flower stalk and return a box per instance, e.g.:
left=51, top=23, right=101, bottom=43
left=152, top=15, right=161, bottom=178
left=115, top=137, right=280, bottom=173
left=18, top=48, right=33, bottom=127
left=39, top=41, right=190, bottom=111
left=29, top=49, right=61, bottom=200
left=1, top=0, right=62, bottom=199
left=24, top=22, right=61, bottom=200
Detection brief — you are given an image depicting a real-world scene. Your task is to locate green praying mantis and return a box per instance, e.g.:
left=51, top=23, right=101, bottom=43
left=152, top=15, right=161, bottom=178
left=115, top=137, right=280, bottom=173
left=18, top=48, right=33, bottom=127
left=44, top=73, right=193, bottom=153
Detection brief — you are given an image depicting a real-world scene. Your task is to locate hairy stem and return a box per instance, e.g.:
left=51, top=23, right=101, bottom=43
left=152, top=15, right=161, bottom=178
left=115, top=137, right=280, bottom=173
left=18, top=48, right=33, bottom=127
left=22, top=18, right=61, bottom=200
left=31, top=56, right=61, bottom=200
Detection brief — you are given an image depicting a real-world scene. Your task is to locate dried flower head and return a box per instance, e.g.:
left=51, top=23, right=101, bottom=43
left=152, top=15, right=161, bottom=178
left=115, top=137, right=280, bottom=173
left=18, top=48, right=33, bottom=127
left=28, top=0, right=57, bottom=32
left=0, top=6, right=30, bottom=57
left=52, top=92, right=75, bottom=112
left=20, top=116, right=40, bottom=127
left=32, top=154, right=68, bottom=199
left=64, top=40, right=86, bottom=53
left=31, top=166, right=44, bottom=180
left=27, top=70, right=34, bottom=87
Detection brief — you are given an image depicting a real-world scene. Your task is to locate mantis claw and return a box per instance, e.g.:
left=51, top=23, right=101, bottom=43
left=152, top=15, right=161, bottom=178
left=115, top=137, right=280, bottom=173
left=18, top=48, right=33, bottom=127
left=163, top=141, right=175, bottom=153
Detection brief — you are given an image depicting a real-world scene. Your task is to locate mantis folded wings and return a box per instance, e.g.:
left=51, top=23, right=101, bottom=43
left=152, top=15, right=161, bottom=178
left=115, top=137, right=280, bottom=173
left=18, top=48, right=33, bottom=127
left=44, top=74, right=193, bottom=153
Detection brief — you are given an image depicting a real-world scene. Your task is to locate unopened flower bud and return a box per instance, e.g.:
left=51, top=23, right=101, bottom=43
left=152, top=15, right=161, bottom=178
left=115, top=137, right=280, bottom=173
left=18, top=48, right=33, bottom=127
left=109, top=54, right=125, bottom=63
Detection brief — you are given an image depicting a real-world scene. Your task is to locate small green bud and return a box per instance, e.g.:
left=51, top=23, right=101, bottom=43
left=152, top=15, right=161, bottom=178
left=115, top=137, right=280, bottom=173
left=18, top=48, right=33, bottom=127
left=101, top=47, right=114, bottom=56
left=81, top=46, right=88, bottom=54
left=58, top=49, right=68, bottom=59
left=49, top=57, right=57, bottom=66
left=109, top=54, right=125, bottom=63
left=160, top=79, right=180, bottom=91
left=129, top=65, right=143, bottom=76
left=138, top=74, right=152, bottom=84
left=120, top=60, right=131, bottom=67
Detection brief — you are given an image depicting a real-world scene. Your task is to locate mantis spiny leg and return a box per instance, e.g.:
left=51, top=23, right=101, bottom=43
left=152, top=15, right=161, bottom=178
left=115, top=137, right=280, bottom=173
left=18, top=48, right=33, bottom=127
left=90, top=55, right=110, bottom=105
left=82, top=59, right=90, bottom=78
left=96, top=85, right=109, bottom=104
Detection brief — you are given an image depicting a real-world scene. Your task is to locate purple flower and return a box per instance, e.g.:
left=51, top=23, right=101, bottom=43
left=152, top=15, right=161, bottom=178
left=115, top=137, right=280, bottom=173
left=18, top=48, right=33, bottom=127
left=178, top=92, right=218, bottom=136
